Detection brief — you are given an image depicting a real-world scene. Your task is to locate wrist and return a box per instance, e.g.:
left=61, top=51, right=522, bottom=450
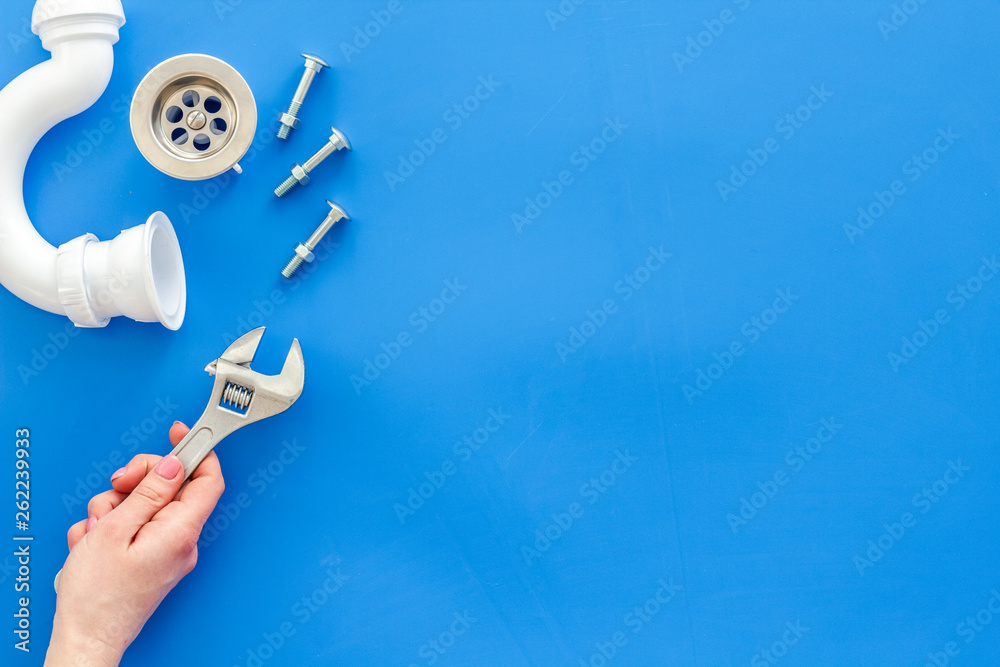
left=46, top=621, right=123, bottom=667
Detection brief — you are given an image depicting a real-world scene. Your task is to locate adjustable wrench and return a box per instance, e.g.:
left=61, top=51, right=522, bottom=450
left=170, top=326, right=305, bottom=479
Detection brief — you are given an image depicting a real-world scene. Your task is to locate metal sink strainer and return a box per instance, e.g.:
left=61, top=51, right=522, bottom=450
left=130, top=54, right=257, bottom=181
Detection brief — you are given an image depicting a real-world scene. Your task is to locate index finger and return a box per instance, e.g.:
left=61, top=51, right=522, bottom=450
left=109, top=422, right=189, bottom=495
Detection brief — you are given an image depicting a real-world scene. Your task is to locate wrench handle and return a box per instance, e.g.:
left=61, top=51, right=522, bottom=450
left=169, top=422, right=224, bottom=480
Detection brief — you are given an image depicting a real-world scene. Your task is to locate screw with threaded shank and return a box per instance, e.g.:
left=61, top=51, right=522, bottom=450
left=281, top=201, right=350, bottom=279
left=277, top=54, right=329, bottom=140
left=274, top=127, right=352, bottom=197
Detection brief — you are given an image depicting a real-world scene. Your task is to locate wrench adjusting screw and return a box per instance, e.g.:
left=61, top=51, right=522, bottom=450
left=282, top=201, right=350, bottom=279
left=274, top=126, right=352, bottom=198
left=278, top=54, right=329, bottom=140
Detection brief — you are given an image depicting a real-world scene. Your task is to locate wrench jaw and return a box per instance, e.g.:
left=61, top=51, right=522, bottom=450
left=205, top=332, right=305, bottom=427
left=228, top=338, right=305, bottom=424
left=276, top=338, right=306, bottom=404
left=206, top=327, right=266, bottom=375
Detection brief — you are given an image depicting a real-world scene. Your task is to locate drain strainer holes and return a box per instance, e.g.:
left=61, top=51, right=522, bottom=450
left=132, top=54, right=257, bottom=180
left=156, top=84, right=234, bottom=158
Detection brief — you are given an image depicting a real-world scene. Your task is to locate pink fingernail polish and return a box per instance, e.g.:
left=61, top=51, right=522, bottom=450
left=155, top=454, right=182, bottom=480
left=110, top=467, right=126, bottom=482
left=87, top=516, right=97, bottom=532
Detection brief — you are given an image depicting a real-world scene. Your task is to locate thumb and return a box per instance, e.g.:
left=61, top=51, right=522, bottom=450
left=104, top=454, right=185, bottom=539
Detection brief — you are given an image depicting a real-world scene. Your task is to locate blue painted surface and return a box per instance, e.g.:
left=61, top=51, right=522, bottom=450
left=2, top=0, right=1000, bottom=665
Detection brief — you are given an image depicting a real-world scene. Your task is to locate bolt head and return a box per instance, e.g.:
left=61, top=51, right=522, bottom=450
left=291, top=164, right=310, bottom=185
left=186, top=111, right=207, bottom=130
left=329, top=126, right=352, bottom=152
left=326, top=200, right=351, bottom=223
left=302, top=53, right=330, bottom=71
left=280, top=113, right=300, bottom=129
left=294, top=244, right=315, bottom=263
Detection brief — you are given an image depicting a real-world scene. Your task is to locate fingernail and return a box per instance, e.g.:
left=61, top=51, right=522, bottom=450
left=172, top=421, right=182, bottom=427
left=155, top=454, right=182, bottom=480
left=87, top=516, right=97, bottom=532
left=110, top=467, right=126, bottom=482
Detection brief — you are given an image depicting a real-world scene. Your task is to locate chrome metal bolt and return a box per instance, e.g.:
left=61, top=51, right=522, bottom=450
left=278, top=54, right=329, bottom=140
left=274, top=127, right=352, bottom=198
left=186, top=110, right=207, bottom=130
left=281, top=201, right=350, bottom=279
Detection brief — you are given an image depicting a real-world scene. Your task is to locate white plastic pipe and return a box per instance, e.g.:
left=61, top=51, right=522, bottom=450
left=0, top=0, right=186, bottom=330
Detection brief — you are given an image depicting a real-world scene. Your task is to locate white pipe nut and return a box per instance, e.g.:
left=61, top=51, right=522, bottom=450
left=32, top=0, right=126, bottom=44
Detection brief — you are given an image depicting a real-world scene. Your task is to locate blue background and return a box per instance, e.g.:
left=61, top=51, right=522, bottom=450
left=2, top=0, right=1000, bottom=665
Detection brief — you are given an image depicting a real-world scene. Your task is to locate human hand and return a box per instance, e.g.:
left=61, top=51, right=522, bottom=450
left=45, top=423, right=225, bottom=667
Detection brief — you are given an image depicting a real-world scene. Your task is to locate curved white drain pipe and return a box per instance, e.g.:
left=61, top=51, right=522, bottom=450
left=0, top=0, right=186, bottom=330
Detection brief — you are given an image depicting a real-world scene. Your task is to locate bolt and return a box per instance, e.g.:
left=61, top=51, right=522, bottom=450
left=281, top=201, right=350, bottom=279
left=278, top=53, right=329, bottom=140
left=274, top=127, right=352, bottom=198
left=187, top=111, right=207, bottom=130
